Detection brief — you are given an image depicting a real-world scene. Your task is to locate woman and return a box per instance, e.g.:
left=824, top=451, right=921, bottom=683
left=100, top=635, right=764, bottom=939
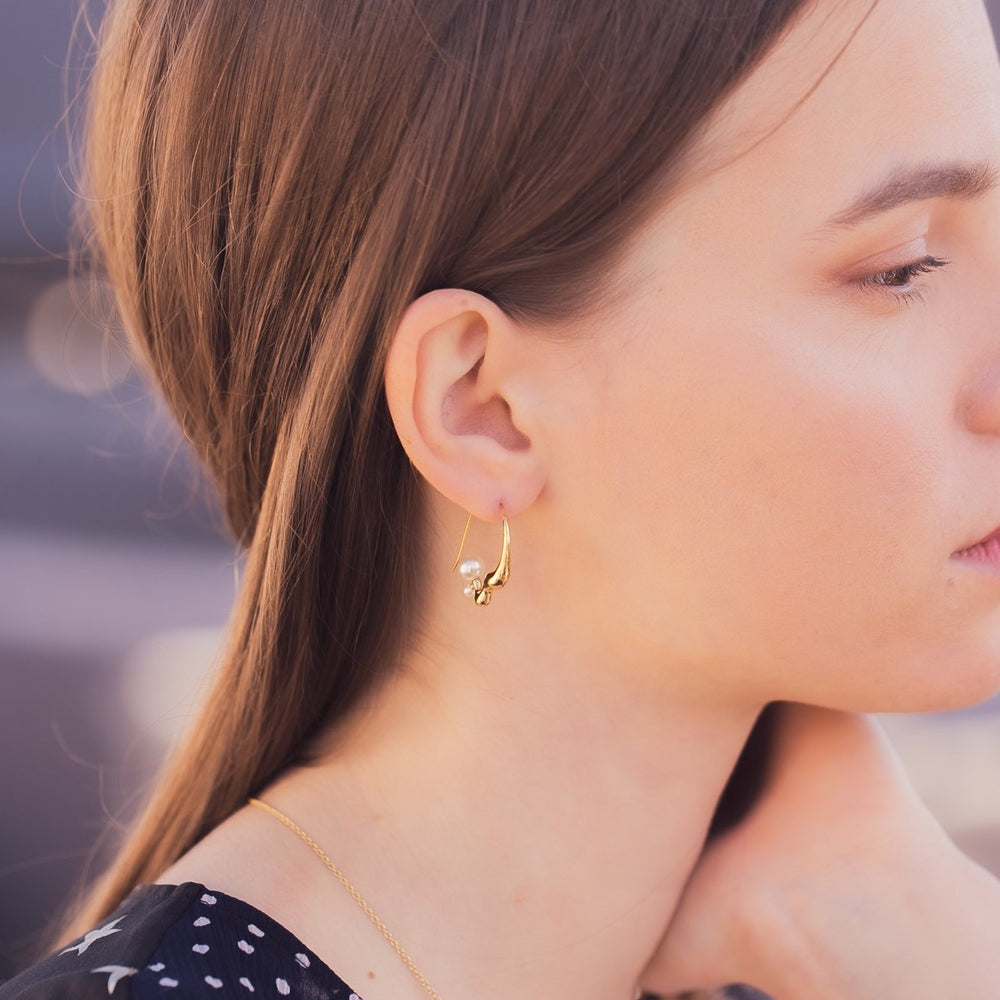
left=6, top=0, right=1000, bottom=996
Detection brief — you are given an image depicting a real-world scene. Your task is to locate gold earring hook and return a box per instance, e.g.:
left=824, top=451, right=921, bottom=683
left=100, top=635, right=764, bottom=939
left=450, top=513, right=474, bottom=573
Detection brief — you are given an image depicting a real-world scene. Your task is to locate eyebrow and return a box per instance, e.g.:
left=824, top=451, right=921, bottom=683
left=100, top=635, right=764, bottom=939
left=823, top=160, right=1000, bottom=229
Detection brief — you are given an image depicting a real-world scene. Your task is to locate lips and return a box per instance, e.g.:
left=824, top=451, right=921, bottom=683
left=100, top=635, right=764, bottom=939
left=955, top=522, right=1000, bottom=557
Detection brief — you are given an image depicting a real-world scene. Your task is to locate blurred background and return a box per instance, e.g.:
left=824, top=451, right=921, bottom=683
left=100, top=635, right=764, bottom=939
left=1, top=0, right=238, bottom=976
left=3, top=0, right=1000, bottom=984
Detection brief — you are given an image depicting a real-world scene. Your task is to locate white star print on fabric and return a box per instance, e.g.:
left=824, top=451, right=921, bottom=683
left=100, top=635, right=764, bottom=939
left=91, top=965, right=138, bottom=995
left=60, top=918, right=125, bottom=956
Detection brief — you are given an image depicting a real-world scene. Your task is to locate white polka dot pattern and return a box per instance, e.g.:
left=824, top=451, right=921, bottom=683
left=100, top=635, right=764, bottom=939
left=117, top=884, right=365, bottom=1000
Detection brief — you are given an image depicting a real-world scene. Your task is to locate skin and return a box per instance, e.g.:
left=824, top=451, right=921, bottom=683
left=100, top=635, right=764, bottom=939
left=159, top=0, right=1000, bottom=997
left=644, top=704, right=1000, bottom=997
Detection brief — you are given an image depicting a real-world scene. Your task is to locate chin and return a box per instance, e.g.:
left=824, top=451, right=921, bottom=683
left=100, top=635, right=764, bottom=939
left=864, top=645, right=1000, bottom=715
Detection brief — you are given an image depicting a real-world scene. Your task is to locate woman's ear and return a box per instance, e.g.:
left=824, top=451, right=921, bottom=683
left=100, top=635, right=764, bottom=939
left=384, top=288, right=547, bottom=519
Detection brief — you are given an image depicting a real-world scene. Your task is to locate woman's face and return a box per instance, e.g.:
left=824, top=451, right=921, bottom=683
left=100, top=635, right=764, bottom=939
left=546, top=0, right=1000, bottom=712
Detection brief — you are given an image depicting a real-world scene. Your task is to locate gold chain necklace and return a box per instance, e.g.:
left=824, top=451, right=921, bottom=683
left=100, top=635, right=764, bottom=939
left=249, top=797, right=646, bottom=1000
left=247, top=797, right=443, bottom=1000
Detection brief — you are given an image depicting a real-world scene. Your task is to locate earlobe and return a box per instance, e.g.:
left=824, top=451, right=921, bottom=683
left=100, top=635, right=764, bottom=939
left=384, top=289, right=546, bottom=519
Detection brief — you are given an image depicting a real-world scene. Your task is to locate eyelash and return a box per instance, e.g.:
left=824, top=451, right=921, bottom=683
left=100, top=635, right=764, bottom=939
left=858, top=255, right=949, bottom=304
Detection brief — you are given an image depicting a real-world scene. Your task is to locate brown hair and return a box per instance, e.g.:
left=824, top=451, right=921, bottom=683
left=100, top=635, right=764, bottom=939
left=65, top=0, right=811, bottom=939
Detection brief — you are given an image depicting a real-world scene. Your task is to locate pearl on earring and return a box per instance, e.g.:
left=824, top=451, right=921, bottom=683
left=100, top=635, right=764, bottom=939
left=459, top=559, right=484, bottom=598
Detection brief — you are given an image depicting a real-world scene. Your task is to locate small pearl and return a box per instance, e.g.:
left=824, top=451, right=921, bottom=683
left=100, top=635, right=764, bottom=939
left=463, top=584, right=476, bottom=598
left=459, top=559, right=484, bottom=581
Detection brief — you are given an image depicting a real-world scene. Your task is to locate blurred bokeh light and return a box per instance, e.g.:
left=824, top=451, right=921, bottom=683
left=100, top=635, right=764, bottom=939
left=24, top=278, right=131, bottom=397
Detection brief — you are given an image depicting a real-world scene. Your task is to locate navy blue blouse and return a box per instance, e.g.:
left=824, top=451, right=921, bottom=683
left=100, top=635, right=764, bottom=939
left=0, top=883, right=361, bottom=1000
left=0, top=882, right=770, bottom=1000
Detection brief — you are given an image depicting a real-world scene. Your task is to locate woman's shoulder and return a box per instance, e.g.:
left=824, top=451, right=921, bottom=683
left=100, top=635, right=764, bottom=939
left=0, top=883, right=362, bottom=1000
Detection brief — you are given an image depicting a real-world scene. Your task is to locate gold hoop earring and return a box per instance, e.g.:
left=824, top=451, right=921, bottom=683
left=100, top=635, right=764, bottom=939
left=450, top=511, right=511, bottom=606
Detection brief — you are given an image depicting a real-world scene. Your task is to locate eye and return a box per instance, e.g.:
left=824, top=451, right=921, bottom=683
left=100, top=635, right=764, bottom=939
left=859, top=255, right=949, bottom=300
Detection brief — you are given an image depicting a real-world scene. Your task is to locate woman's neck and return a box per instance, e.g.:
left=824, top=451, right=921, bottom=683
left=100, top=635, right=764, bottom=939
left=264, top=617, right=762, bottom=1000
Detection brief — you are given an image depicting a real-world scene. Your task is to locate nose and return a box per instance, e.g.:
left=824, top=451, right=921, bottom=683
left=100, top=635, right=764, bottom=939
left=960, top=362, right=1000, bottom=436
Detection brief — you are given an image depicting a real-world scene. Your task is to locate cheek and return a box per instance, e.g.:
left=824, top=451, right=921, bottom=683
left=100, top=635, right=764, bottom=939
left=598, top=308, right=971, bottom=705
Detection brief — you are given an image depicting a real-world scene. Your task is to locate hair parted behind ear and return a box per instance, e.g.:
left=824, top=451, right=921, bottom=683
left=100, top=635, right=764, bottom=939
left=61, top=0, right=811, bottom=942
